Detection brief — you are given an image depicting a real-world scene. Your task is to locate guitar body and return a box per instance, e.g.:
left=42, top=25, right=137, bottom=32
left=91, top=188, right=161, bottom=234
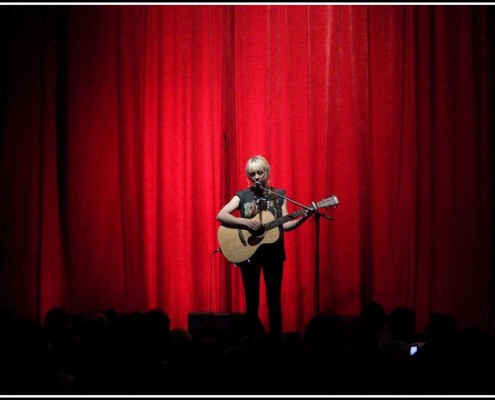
left=217, top=211, right=281, bottom=263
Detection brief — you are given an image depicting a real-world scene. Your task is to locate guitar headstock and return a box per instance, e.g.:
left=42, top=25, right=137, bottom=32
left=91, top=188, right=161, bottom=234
left=317, top=195, right=339, bottom=208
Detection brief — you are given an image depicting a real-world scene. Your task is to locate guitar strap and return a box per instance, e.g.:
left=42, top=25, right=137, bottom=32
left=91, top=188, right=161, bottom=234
left=265, top=188, right=283, bottom=218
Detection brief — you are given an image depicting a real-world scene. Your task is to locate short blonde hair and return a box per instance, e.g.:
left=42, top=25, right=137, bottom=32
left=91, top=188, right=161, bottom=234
left=245, top=155, right=271, bottom=183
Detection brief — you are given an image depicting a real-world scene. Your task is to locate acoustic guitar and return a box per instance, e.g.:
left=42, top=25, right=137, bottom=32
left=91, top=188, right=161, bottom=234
left=217, top=195, right=338, bottom=263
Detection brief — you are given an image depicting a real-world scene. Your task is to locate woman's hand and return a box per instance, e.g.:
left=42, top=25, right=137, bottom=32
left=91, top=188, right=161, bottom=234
left=244, top=218, right=262, bottom=232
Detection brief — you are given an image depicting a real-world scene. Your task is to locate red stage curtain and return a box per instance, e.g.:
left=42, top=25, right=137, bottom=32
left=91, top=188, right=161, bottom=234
left=0, top=5, right=493, bottom=333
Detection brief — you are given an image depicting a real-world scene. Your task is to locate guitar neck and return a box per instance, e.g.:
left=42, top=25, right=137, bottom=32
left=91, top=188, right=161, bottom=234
left=263, top=209, right=306, bottom=231
left=261, top=195, right=337, bottom=231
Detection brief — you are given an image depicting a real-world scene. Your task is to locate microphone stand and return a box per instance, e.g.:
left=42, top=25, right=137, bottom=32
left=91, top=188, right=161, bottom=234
left=257, top=185, right=333, bottom=316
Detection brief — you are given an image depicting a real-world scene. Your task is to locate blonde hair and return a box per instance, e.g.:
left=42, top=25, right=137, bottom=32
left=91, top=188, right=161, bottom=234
left=245, top=155, right=271, bottom=184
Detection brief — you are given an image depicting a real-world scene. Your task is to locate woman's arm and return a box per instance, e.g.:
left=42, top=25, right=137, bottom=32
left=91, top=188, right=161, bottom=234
left=216, top=196, right=262, bottom=231
left=282, top=199, right=312, bottom=231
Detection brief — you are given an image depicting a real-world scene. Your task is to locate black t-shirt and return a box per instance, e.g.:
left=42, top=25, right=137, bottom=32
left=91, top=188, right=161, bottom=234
left=235, top=186, right=286, bottom=263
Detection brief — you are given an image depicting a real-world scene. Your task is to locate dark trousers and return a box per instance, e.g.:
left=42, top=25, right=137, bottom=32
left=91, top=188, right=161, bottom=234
left=240, top=258, right=284, bottom=335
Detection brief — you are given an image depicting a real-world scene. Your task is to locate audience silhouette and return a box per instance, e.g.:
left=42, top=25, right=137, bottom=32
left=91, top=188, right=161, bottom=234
left=0, top=305, right=494, bottom=395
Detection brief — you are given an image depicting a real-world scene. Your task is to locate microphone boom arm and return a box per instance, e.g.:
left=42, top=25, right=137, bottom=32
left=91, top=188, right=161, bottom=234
left=260, top=186, right=333, bottom=220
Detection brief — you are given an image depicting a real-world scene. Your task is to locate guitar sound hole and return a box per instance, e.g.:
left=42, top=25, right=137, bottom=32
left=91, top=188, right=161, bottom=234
left=248, top=227, right=266, bottom=246
left=252, top=226, right=265, bottom=236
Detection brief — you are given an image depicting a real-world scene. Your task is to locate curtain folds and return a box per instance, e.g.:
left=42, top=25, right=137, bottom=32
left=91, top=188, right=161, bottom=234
left=0, top=5, right=493, bottom=333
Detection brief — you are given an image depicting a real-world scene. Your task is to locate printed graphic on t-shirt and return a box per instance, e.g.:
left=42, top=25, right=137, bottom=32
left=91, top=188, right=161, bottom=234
left=243, top=198, right=280, bottom=219
left=243, top=202, right=258, bottom=218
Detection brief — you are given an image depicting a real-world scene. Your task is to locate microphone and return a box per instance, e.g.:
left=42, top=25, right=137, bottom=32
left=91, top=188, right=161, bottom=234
left=254, top=181, right=263, bottom=188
